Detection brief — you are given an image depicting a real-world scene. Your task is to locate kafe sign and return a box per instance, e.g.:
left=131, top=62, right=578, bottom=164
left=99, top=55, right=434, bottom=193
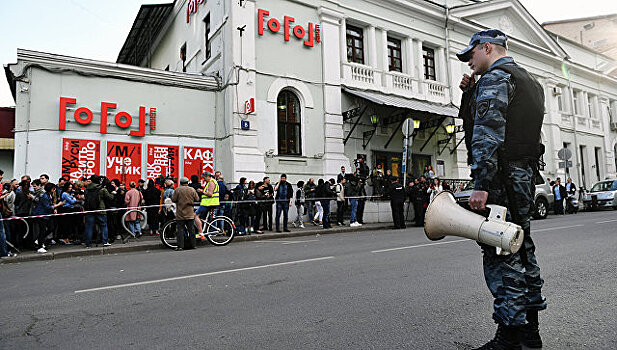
left=59, top=97, right=156, bottom=137
left=258, top=9, right=321, bottom=47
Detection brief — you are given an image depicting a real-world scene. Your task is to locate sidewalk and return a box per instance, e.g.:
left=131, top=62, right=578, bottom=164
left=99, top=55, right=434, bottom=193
left=1, top=222, right=396, bottom=264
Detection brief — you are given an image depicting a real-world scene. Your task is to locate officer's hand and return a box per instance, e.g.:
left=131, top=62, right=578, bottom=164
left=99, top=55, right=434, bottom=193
left=469, top=190, right=488, bottom=211
left=459, top=73, right=476, bottom=91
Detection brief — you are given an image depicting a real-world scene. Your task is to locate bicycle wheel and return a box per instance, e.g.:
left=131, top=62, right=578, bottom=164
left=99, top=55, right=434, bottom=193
left=204, top=216, right=235, bottom=246
left=160, top=219, right=179, bottom=249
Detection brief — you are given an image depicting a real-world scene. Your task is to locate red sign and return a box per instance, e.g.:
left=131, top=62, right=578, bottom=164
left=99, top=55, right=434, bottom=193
left=61, top=138, right=101, bottom=182
left=149, top=108, right=157, bottom=131
left=186, top=0, right=205, bottom=23
left=106, top=142, right=142, bottom=184
left=258, top=9, right=321, bottom=47
left=184, top=146, right=214, bottom=179
left=147, top=144, right=179, bottom=183
left=59, top=97, right=151, bottom=137
left=245, top=98, right=255, bottom=114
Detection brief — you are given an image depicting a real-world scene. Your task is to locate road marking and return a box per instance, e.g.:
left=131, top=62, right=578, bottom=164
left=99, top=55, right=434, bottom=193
left=534, top=224, right=583, bottom=232
left=74, top=256, right=334, bottom=294
left=596, top=219, right=617, bottom=224
left=282, top=240, right=319, bottom=245
left=371, top=239, right=469, bottom=253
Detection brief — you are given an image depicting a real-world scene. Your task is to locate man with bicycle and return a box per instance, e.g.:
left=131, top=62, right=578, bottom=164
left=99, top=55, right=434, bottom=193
left=195, top=172, right=219, bottom=238
left=172, top=177, right=200, bottom=250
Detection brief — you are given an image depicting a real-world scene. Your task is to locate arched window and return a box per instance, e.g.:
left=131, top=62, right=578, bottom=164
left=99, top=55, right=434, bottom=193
left=277, top=90, right=302, bottom=155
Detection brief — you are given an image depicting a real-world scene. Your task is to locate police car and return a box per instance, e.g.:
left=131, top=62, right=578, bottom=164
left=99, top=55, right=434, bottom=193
left=453, top=171, right=554, bottom=219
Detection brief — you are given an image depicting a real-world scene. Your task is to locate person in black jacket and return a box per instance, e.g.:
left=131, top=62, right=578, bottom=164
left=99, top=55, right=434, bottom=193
left=553, top=177, right=567, bottom=215
left=321, top=179, right=335, bottom=229
left=389, top=177, right=406, bottom=229
left=274, top=174, right=294, bottom=232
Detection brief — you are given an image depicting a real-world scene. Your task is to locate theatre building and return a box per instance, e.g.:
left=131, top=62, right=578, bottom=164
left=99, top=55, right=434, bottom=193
left=6, top=0, right=617, bottom=189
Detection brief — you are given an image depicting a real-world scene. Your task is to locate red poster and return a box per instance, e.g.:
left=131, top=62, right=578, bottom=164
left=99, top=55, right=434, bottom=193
left=61, top=138, right=101, bottom=182
left=183, top=146, right=215, bottom=179
left=106, top=142, right=142, bottom=184
left=147, top=144, right=179, bottom=183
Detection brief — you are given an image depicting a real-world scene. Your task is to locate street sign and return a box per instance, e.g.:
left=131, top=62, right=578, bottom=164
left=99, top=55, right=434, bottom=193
left=241, top=120, right=250, bottom=130
left=559, top=161, right=573, bottom=168
left=558, top=148, right=572, bottom=160
left=402, top=118, right=414, bottom=137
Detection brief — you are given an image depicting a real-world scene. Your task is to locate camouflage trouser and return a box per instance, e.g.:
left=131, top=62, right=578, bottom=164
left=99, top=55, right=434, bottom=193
left=480, top=162, right=547, bottom=326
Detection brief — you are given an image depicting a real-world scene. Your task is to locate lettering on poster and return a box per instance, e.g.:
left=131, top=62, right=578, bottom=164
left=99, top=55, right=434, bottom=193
left=184, top=146, right=215, bottom=179
left=61, top=138, right=101, bottom=182
left=147, top=144, right=179, bottom=183
left=106, top=142, right=142, bottom=184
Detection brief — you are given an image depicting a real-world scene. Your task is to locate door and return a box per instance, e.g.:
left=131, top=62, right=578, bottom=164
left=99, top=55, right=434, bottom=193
left=411, top=154, right=432, bottom=178
left=374, top=151, right=403, bottom=178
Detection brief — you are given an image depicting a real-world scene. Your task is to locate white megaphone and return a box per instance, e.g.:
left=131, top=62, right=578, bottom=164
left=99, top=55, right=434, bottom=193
left=424, top=191, right=524, bottom=255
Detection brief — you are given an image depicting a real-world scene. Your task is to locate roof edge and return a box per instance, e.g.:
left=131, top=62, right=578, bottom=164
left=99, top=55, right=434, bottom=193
left=9, top=49, right=220, bottom=91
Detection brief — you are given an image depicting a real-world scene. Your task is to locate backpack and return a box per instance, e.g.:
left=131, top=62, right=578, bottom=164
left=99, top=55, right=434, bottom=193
left=84, top=186, right=101, bottom=211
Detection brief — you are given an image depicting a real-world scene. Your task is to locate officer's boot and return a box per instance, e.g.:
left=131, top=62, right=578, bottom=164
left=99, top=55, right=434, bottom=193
left=521, top=310, right=542, bottom=348
left=474, top=324, right=522, bottom=350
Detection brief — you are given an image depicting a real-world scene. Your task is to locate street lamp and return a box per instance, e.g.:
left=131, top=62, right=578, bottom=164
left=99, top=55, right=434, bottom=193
left=413, top=119, right=421, bottom=129
left=370, top=114, right=380, bottom=126
left=445, top=123, right=455, bottom=134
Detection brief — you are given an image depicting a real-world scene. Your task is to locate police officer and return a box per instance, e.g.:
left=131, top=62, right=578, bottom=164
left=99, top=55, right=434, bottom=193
left=457, top=29, right=547, bottom=349
left=389, top=176, right=406, bottom=229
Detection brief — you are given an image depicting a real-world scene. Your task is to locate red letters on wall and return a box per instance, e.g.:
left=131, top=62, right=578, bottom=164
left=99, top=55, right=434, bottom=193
left=59, top=97, right=150, bottom=137
left=258, top=9, right=321, bottom=47
left=106, top=142, right=142, bottom=185
left=61, top=138, right=101, bottom=183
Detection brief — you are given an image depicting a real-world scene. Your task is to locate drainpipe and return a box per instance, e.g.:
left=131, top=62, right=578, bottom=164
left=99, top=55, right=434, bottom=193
left=565, top=60, right=583, bottom=190
left=444, top=0, right=454, bottom=106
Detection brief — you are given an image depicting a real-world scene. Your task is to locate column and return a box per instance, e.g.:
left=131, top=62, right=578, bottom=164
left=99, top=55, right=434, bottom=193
left=381, top=29, right=389, bottom=71
left=339, top=17, right=347, bottom=64
left=437, top=47, right=446, bottom=83
left=405, top=37, right=414, bottom=77
left=368, top=25, right=377, bottom=68
left=414, top=39, right=424, bottom=93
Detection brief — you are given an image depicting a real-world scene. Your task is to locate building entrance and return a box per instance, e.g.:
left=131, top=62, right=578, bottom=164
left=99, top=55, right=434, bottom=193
left=374, top=151, right=402, bottom=178
left=411, top=154, right=432, bottom=178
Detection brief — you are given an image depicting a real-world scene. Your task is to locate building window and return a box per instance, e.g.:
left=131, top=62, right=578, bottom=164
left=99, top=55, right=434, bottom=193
left=180, top=43, right=187, bottom=72
left=588, top=94, right=596, bottom=118
left=573, top=90, right=579, bottom=115
left=555, top=87, right=564, bottom=112
left=346, top=24, right=364, bottom=64
left=387, top=37, right=402, bottom=72
left=277, top=90, right=302, bottom=155
left=422, top=46, right=436, bottom=80
left=204, top=14, right=211, bottom=61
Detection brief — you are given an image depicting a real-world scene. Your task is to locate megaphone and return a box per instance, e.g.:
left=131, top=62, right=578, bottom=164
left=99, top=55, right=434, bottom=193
left=424, top=191, right=524, bottom=255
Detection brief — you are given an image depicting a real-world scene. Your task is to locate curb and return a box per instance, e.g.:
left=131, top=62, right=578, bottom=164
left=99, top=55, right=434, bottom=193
left=1, top=223, right=394, bottom=264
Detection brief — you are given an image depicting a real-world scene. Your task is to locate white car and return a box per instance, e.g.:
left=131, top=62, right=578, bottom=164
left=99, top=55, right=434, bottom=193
left=582, top=179, right=617, bottom=211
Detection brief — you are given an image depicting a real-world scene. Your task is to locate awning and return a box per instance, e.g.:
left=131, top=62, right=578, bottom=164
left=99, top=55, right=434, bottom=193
left=343, top=87, right=459, bottom=118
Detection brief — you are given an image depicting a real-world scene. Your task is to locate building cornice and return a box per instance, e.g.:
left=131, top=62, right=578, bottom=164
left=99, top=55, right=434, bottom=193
left=9, top=49, right=220, bottom=91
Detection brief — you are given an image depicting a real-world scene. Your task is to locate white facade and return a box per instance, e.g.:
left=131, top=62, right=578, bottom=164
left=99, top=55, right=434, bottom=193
left=6, top=0, right=617, bottom=189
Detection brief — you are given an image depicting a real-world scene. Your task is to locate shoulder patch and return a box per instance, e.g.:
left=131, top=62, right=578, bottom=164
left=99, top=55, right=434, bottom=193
left=477, top=100, right=490, bottom=119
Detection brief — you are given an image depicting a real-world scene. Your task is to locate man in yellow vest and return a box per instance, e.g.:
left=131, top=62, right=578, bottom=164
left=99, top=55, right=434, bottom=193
left=195, top=172, right=219, bottom=238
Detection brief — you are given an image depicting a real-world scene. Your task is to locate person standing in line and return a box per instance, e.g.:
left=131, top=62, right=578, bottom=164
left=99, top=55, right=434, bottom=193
left=320, top=179, right=335, bottom=229
left=159, top=179, right=176, bottom=224
left=31, top=180, right=54, bottom=253
left=337, top=166, right=347, bottom=183
left=389, top=176, right=406, bottom=229
left=274, top=174, right=294, bottom=233
left=292, top=180, right=305, bottom=228
left=171, top=177, right=200, bottom=251
left=347, top=176, right=361, bottom=227
left=335, top=177, right=346, bottom=226
left=313, top=179, right=325, bottom=225
left=303, top=178, right=316, bottom=223
left=553, top=177, right=566, bottom=215
left=458, top=29, right=547, bottom=348
left=356, top=178, right=367, bottom=224
left=124, top=181, right=144, bottom=238
left=260, top=177, right=274, bottom=231
left=427, top=178, right=443, bottom=203
left=143, top=179, right=161, bottom=235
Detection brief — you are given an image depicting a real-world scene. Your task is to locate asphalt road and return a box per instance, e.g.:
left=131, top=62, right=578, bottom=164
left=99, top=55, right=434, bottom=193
left=1, top=210, right=616, bottom=349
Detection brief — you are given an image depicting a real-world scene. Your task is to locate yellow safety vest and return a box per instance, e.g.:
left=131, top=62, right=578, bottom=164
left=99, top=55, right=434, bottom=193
left=200, top=179, right=220, bottom=207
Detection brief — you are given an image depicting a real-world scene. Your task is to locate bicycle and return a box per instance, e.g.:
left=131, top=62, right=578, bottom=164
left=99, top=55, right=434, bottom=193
left=160, top=207, right=235, bottom=249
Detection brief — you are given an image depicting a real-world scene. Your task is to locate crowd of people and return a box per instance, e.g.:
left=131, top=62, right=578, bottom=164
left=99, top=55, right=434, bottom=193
left=1, top=159, right=464, bottom=257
